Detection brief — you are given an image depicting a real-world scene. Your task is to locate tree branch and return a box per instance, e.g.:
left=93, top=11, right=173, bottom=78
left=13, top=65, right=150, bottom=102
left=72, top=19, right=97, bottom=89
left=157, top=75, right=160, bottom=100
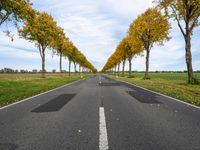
left=0, top=14, right=9, bottom=25
left=171, top=5, right=186, bottom=38
left=38, top=44, right=43, bottom=59
left=189, top=13, right=200, bottom=34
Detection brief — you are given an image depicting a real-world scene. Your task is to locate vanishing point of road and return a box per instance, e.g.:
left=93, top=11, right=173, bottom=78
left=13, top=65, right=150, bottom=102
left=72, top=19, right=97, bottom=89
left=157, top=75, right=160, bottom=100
left=0, top=75, right=200, bottom=150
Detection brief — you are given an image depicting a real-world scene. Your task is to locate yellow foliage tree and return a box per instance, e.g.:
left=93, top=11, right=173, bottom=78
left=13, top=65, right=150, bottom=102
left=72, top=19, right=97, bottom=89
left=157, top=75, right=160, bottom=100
left=1, top=0, right=35, bottom=40
left=0, top=0, right=34, bottom=25
left=19, top=12, right=58, bottom=77
left=1, top=2, right=97, bottom=76
left=125, top=36, right=142, bottom=77
left=50, top=26, right=69, bottom=73
left=115, top=39, right=129, bottom=76
left=129, top=8, right=170, bottom=79
left=154, top=0, right=200, bottom=84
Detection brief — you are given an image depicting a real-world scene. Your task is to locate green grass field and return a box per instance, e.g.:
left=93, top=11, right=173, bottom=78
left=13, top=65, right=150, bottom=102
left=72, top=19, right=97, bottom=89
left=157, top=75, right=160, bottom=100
left=109, top=72, right=200, bottom=106
left=0, top=73, right=91, bottom=107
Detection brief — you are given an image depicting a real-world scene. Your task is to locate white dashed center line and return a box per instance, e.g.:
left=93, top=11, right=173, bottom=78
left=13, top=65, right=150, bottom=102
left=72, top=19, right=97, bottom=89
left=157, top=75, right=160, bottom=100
left=99, top=107, right=109, bottom=150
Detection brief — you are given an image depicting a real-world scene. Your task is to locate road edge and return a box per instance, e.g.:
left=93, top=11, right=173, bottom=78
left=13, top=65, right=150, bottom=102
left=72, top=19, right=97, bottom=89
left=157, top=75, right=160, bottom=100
left=108, top=75, right=200, bottom=109
left=0, top=77, right=88, bottom=110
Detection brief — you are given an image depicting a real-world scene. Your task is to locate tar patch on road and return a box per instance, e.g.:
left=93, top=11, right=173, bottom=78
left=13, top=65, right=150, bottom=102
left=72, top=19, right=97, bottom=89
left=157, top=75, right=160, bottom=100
left=0, top=143, right=18, bottom=150
left=32, top=94, right=76, bottom=113
left=99, top=82, right=120, bottom=86
left=127, top=90, right=162, bottom=104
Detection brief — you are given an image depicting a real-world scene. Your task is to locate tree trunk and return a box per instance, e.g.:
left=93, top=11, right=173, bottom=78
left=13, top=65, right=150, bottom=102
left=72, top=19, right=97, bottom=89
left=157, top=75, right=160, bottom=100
left=41, top=48, right=45, bottom=78
left=68, top=60, right=71, bottom=76
left=144, top=49, right=150, bottom=79
left=38, top=45, right=46, bottom=78
left=79, top=65, right=81, bottom=75
left=122, top=60, right=125, bottom=76
left=82, top=67, right=84, bottom=73
left=175, top=9, right=194, bottom=83
left=59, top=53, right=62, bottom=73
left=128, top=57, right=132, bottom=77
left=185, top=33, right=194, bottom=83
left=115, top=66, right=117, bottom=76
left=74, top=62, right=76, bottom=74
left=117, top=63, right=120, bottom=76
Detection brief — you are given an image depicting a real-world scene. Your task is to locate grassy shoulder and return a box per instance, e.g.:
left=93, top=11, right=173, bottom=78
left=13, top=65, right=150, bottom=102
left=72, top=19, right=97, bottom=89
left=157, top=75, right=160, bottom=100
left=108, top=72, right=200, bottom=106
left=0, top=73, right=92, bottom=107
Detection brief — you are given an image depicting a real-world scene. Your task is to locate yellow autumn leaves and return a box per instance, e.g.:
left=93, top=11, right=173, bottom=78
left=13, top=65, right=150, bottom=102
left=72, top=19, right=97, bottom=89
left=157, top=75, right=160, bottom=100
left=153, top=0, right=200, bottom=83
left=102, top=8, right=170, bottom=79
left=1, top=0, right=97, bottom=77
left=103, top=0, right=200, bottom=84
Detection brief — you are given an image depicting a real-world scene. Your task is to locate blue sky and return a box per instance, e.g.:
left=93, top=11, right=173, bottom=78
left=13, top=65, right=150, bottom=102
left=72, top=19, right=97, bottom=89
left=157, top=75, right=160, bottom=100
left=0, top=0, right=199, bottom=71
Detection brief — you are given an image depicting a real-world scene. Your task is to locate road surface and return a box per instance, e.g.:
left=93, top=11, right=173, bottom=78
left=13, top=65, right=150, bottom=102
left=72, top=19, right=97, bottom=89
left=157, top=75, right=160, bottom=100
left=0, top=74, right=200, bottom=150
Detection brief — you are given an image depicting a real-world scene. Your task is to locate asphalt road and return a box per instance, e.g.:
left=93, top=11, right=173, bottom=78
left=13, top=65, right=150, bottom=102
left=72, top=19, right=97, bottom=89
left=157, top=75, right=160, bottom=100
left=0, top=74, right=200, bottom=150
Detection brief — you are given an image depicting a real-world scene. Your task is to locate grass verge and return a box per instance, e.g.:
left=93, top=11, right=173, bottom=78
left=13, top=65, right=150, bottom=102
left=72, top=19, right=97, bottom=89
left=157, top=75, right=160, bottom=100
left=0, top=73, right=92, bottom=107
left=108, top=73, right=200, bottom=106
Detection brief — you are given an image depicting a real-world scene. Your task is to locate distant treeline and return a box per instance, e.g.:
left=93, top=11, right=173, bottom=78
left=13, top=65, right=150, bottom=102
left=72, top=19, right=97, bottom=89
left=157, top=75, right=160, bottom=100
left=0, top=68, right=91, bottom=73
left=107, top=70, right=200, bottom=74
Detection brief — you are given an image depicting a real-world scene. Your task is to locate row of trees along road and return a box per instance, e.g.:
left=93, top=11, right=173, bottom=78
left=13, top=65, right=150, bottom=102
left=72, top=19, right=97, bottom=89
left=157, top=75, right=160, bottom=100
left=102, top=0, right=200, bottom=84
left=1, top=0, right=97, bottom=77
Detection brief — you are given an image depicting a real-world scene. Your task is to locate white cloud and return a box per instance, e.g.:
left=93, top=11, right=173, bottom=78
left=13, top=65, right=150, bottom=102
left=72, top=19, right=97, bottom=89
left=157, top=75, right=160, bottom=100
left=104, top=0, right=152, bottom=18
left=0, top=30, right=67, bottom=71
left=0, top=0, right=199, bottom=71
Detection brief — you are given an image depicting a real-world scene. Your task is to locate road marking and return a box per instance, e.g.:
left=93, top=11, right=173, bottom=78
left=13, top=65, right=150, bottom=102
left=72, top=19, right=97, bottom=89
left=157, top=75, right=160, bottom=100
left=0, top=78, right=87, bottom=110
left=99, top=107, right=109, bottom=150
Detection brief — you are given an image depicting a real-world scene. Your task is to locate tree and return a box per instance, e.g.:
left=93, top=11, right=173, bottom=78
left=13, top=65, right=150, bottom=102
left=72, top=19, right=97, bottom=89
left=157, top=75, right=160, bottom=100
left=50, top=26, right=69, bottom=73
left=0, top=0, right=34, bottom=25
left=101, top=47, right=122, bottom=74
left=1, top=2, right=97, bottom=76
left=116, top=40, right=127, bottom=76
left=129, top=39, right=142, bottom=77
left=122, top=36, right=142, bottom=77
left=1, top=0, right=35, bottom=41
left=129, top=8, right=170, bottom=79
left=115, top=48, right=123, bottom=76
left=101, top=40, right=127, bottom=74
left=70, top=45, right=78, bottom=74
left=154, top=0, right=200, bottom=84
left=75, top=51, right=86, bottom=75
left=63, top=41, right=74, bottom=76
left=65, top=42, right=81, bottom=76
left=19, top=12, right=58, bottom=78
